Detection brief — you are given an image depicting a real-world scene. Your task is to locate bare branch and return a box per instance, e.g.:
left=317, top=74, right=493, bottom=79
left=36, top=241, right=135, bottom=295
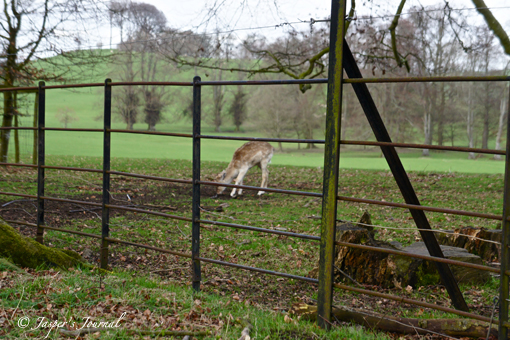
left=471, top=0, right=510, bottom=55
left=388, top=0, right=410, bottom=71
left=19, top=0, right=50, bottom=68
left=345, top=0, right=356, bottom=32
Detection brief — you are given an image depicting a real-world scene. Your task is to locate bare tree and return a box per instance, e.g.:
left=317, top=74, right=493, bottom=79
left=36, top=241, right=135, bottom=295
left=248, top=85, right=295, bottom=151
left=293, top=85, right=325, bottom=149
left=55, top=107, right=79, bottom=129
left=229, top=86, right=247, bottom=132
left=494, top=96, right=508, bottom=160
left=111, top=1, right=169, bottom=131
left=109, top=0, right=130, bottom=44
left=113, top=38, right=140, bottom=129
left=0, top=0, right=107, bottom=162
left=472, top=27, right=501, bottom=150
left=406, top=7, right=462, bottom=156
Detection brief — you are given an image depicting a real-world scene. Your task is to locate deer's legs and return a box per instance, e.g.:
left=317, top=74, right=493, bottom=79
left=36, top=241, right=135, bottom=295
left=258, top=162, right=270, bottom=196
left=231, top=168, right=249, bottom=197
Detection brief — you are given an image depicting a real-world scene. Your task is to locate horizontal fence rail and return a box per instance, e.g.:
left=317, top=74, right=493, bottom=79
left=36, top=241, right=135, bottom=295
left=197, top=257, right=320, bottom=284
left=199, top=180, right=322, bottom=197
left=332, top=282, right=499, bottom=325
left=108, top=129, right=193, bottom=138
left=4, top=219, right=192, bottom=258
left=105, top=204, right=192, bottom=222
left=0, top=74, right=507, bottom=94
left=198, top=219, right=321, bottom=241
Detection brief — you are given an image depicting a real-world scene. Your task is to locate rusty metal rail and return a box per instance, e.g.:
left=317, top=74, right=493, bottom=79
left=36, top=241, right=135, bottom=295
left=4, top=219, right=191, bottom=258
left=0, top=162, right=37, bottom=168
left=105, top=204, right=192, bottom=222
left=108, top=129, right=193, bottom=138
left=197, top=257, right=319, bottom=284
left=198, top=181, right=504, bottom=221
left=198, top=180, right=322, bottom=197
left=198, top=219, right=321, bottom=241
left=341, top=140, right=506, bottom=155
left=333, top=282, right=499, bottom=325
left=4, top=219, right=102, bottom=239
left=344, top=75, right=510, bottom=84
left=108, top=170, right=193, bottom=184
left=0, top=75, right=507, bottom=94
left=337, top=194, right=503, bottom=221
left=0, top=126, right=36, bottom=130
left=105, top=237, right=192, bottom=258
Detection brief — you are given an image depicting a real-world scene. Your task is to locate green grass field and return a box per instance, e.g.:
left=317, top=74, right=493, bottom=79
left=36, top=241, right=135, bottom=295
left=14, top=125, right=507, bottom=175
left=0, top=154, right=503, bottom=339
left=7, top=54, right=506, bottom=175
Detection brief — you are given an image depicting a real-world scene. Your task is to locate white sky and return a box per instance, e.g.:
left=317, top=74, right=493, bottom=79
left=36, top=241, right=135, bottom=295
left=100, top=0, right=510, bottom=43
left=89, top=0, right=510, bottom=58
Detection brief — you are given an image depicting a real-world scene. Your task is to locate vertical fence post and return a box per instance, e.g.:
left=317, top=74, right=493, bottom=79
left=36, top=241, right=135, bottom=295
left=36, top=82, right=45, bottom=244
left=101, top=79, right=112, bottom=270
left=32, top=91, right=39, bottom=165
left=499, top=84, right=510, bottom=340
left=317, top=0, right=347, bottom=329
left=192, top=76, right=202, bottom=292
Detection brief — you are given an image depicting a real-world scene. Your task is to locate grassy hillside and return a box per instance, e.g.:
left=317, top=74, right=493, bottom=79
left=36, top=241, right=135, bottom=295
left=8, top=49, right=507, bottom=174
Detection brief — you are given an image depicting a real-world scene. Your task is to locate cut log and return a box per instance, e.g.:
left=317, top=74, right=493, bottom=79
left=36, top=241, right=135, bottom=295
left=290, top=303, right=498, bottom=338
left=401, top=242, right=490, bottom=286
left=309, top=213, right=490, bottom=288
left=436, top=226, right=501, bottom=262
left=0, top=219, right=83, bottom=269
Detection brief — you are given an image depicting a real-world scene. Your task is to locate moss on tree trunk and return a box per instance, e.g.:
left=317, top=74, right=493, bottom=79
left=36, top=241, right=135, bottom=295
left=0, top=219, right=83, bottom=269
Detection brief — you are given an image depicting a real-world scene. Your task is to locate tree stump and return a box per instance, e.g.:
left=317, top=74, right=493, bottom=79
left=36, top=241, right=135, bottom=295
left=400, top=242, right=490, bottom=286
left=435, top=226, right=501, bottom=262
left=309, top=212, right=491, bottom=288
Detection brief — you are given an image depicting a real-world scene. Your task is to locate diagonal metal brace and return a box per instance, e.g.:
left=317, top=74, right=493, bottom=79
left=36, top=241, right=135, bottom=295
left=342, top=40, right=469, bottom=312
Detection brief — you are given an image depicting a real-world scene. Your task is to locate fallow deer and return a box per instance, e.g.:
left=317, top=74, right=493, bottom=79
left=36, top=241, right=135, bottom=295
left=213, top=141, right=274, bottom=198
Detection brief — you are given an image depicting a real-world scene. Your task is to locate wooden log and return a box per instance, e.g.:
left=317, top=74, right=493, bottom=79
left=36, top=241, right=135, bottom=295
left=290, top=303, right=499, bottom=338
left=436, top=226, right=501, bottom=262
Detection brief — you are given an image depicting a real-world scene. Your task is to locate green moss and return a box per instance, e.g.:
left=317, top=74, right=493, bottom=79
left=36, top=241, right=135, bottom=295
left=0, top=220, right=84, bottom=270
left=414, top=264, right=440, bottom=287
left=0, top=257, right=23, bottom=272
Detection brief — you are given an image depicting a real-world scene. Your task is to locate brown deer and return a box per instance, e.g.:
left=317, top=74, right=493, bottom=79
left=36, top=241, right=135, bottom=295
left=213, top=141, right=275, bottom=198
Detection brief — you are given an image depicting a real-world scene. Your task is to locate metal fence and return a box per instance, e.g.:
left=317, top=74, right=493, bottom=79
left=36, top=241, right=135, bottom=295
left=1, top=1, right=510, bottom=338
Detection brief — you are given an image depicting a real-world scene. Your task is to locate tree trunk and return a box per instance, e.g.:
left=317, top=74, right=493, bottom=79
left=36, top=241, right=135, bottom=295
left=1, top=90, right=15, bottom=163
left=213, top=81, right=224, bottom=133
left=0, top=220, right=83, bottom=269
left=32, top=92, right=38, bottom=165
left=14, top=111, right=19, bottom=164
left=422, top=111, right=432, bottom=157
left=1, top=33, right=18, bottom=163
left=494, top=97, right=507, bottom=160
left=467, top=84, right=476, bottom=159
left=482, top=82, right=491, bottom=150
left=422, top=85, right=434, bottom=157
left=436, top=83, right=445, bottom=147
